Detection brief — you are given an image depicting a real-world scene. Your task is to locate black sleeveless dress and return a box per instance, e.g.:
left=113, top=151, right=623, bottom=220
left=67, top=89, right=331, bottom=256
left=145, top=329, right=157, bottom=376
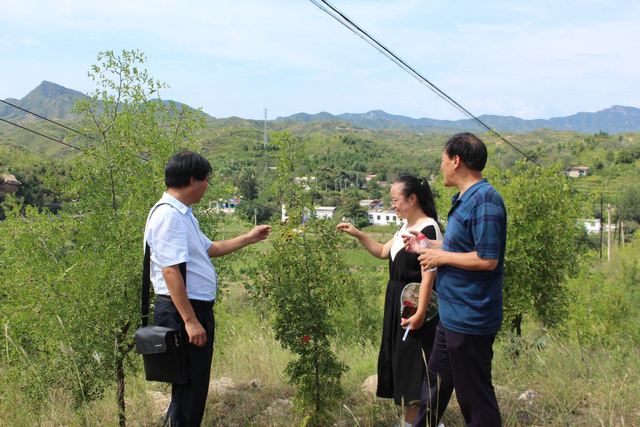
left=376, top=223, right=439, bottom=407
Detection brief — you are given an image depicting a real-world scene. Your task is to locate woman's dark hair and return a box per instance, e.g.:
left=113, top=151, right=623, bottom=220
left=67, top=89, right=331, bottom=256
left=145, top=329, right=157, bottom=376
left=164, top=151, right=212, bottom=189
left=394, top=175, right=443, bottom=232
left=444, top=132, right=487, bottom=172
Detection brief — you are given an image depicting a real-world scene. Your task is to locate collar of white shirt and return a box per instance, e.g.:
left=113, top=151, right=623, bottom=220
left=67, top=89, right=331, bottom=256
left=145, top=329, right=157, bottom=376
left=158, top=192, right=191, bottom=216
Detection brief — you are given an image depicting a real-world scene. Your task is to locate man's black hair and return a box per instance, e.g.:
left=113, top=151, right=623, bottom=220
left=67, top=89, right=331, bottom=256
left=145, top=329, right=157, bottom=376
left=164, top=151, right=213, bottom=189
left=444, top=132, right=488, bottom=172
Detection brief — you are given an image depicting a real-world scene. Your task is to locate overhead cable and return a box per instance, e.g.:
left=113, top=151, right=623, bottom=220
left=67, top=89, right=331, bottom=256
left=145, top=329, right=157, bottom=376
left=0, top=117, right=100, bottom=157
left=308, top=0, right=540, bottom=166
left=0, top=99, right=93, bottom=140
left=0, top=101, right=150, bottom=162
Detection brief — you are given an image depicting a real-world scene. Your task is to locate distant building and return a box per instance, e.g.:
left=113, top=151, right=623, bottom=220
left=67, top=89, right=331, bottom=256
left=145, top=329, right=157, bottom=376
left=281, top=204, right=336, bottom=222
left=365, top=174, right=376, bottom=182
left=209, top=198, right=240, bottom=214
left=359, top=199, right=383, bottom=209
left=368, top=209, right=404, bottom=226
left=0, top=174, right=21, bottom=193
left=294, top=176, right=316, bottom=190
left=315, top=207, right=337, bottom=220
left=565, top=167, right=590, bottom=178
left=581, top=218, right=616, bottom=234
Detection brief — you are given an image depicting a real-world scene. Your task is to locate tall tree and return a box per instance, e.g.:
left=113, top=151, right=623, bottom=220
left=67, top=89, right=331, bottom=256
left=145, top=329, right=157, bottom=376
left=0, top=50, right=204, bottom=426
left=249, top=132, right=350, bottom=425
left=488, top=163, right=582, bottom=336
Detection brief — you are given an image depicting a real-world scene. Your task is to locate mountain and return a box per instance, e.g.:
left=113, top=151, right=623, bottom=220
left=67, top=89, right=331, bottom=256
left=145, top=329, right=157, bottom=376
left=0, top=81, right=86, bottom=121
left=276, top=106, right=640, bottom=134
left=4, top=82, right=640, bottom=134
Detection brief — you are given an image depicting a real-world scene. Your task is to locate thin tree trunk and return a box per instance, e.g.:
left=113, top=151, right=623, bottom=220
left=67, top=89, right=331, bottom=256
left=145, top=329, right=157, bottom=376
left=512, top=313, right=522, bottom=336
left=117, top=353, right=126, bottom=427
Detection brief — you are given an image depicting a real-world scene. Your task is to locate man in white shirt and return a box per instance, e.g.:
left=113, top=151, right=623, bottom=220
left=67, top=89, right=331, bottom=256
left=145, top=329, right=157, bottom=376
left=144, top=151, right=270, bottom=426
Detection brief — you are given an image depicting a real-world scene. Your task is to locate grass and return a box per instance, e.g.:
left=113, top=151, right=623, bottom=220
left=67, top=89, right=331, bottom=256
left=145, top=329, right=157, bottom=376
left=3, top=241, right=640, bottom=426
left=5, top=280, right=640, bottom=426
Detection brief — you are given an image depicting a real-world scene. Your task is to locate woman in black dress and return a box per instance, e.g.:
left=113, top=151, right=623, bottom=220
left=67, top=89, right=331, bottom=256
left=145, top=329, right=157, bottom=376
left=337, top=176, right=442, bottom=426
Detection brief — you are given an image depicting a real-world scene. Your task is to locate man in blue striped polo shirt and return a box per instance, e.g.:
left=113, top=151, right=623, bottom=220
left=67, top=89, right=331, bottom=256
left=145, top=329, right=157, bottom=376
left=411, top=133, right=506, bottom=427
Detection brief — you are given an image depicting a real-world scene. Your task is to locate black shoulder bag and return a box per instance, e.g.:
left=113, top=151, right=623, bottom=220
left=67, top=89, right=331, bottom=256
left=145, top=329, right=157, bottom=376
left=134, top=204, right=189, bottom=384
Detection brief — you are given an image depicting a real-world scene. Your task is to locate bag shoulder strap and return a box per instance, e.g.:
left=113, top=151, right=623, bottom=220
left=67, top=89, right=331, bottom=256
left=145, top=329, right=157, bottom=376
left=141, top=203, right=187, bottom=327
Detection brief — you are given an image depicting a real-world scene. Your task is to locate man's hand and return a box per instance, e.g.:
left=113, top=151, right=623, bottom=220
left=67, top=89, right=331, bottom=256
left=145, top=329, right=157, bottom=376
left=184, top=319, right=207, bottom=347
left=418, top=248, right=446, bottom=271
left=246, top=225, right=271, bottom=244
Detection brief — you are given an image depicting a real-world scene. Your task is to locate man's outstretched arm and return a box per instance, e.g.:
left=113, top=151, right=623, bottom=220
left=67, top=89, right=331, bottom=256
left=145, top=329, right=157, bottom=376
left=206, top=225, right=271, bottom=257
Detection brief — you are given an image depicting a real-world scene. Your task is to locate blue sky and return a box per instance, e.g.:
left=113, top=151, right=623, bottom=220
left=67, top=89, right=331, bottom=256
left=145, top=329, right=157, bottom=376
left=1, top=0, right=639, bottom=121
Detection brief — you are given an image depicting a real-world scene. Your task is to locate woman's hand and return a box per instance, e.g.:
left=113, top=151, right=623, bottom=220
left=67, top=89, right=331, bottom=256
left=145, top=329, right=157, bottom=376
left=401, top=311, right=426, bottom=331
left=336, top=222, right=360, bottom=237
left=402, top=229, right=421, bottom=253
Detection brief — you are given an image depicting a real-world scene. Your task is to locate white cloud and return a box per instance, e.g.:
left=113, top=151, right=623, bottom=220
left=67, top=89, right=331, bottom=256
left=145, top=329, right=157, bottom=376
left=1, top=0, right=639, bottom=120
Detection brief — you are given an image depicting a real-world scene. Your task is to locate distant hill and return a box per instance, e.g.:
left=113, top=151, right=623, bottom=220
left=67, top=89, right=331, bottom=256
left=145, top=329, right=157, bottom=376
left=3, top=81, right=640, bottom=134
left=0, top=81, right=86, bottom=121
left=276, top=106, right=640, bottom=134
left=0, top=81, right=201, bottom=123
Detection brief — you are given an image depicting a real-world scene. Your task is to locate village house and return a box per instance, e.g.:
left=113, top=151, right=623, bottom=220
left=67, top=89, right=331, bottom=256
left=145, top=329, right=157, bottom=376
left=209, top=198, right=240, bottom=214
left=0, top=174, right=21, bottom=193
left=281, top=204, right=336, bottom=222
left=565, top=166, right=590, bottom=178
left=581, top=218, right=616, bottom=234
left=368, top=209, right=403, bottom=226
left=359, top=199, right=383, bottom=209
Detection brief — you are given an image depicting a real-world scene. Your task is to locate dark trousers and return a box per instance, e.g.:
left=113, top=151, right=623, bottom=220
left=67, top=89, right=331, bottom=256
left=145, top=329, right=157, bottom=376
left=154, top=298, right=215, bottom=427
left=413, top=322, right=501, bottom=427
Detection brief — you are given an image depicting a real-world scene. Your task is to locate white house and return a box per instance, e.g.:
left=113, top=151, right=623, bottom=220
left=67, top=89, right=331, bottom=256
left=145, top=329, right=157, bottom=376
left=281, top=204, right=336, bottom=222
left=315, top=206, right=337, bottom=220
left=581, top=219, right=616, bottom=234
left=368, top=209, right=404, bottom=226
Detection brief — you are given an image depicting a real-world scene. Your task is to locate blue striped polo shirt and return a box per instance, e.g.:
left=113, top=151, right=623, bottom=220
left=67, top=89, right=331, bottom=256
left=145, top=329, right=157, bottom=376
left=437, top=178, right=507, bottom=335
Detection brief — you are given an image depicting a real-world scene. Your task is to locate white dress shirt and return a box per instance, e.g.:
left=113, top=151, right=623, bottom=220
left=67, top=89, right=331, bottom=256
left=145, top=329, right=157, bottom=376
left=144, top=192, right=217, bottom=301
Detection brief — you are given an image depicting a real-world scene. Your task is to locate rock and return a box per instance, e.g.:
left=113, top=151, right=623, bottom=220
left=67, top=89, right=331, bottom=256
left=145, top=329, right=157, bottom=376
left=518, top=389, right=537, bottom=409
left=361, top=374, right=378, bottom=395
left=209, top=377, right=235, bottom=395
left=265, top=398, right=293, bottom=417
left=249, top=378, right=263, bottom=389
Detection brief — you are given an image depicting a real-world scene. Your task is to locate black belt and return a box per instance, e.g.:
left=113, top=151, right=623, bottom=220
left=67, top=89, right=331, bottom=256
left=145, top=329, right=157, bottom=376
left=156, top=294, right=215, bottom=309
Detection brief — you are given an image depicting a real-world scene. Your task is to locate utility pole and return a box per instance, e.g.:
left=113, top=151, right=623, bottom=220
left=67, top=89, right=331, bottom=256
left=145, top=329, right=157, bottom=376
left=607, top=203, right=611, bottom=262
left=621, top=221, right=625, bottom=248
left=254, top=208, right=257, bottom=226
left=264, top=108, right=268, bottom=149
left=599, top=194, right=603, bottom=259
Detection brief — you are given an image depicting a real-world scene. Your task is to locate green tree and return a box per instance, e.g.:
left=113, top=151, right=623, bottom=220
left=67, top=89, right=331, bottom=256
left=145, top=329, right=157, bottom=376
left=336, top=191, right=369, bottom=229
left=488, top=163, right=582, bottom=336
left=618, top=184, right=640, bottom=224
left=236, top=170, right=259, bottom=200
left=0, top=50, right=204, bottom=426
left=249, top=132, right=350, bottom=425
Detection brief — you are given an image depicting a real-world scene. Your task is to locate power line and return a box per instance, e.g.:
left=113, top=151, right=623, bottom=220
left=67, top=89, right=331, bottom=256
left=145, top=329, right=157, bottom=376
left=308, top=0, right=540, bottom=167
left=0, top=102, right=150, bottom=162
left=0, top=99, right=92, bottom=140
left=0, top=117, right=97, bottom=157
